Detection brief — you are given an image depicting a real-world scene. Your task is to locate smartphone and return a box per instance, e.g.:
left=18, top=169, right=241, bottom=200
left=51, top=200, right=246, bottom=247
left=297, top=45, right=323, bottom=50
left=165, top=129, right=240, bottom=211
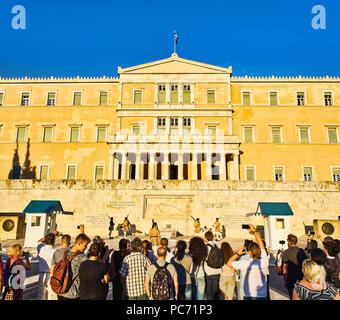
left=242, top=224, right=250, bottom=229
left=279, top=240, right=285, bottom=245
left=309, top=231, right=315, bottom=235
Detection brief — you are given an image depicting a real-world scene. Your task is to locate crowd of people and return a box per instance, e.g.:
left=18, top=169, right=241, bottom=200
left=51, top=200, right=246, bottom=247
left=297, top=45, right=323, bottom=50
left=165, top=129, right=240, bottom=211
left=0, top=223, right=339, bottom=301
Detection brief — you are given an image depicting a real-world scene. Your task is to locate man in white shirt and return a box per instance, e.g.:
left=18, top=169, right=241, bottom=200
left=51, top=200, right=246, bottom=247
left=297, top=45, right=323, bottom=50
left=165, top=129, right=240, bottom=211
left=37, top=231, right=57, bottom=300
left=204, top=231, right=222, bottom=300
left=227, top=224, right=269, bottom=300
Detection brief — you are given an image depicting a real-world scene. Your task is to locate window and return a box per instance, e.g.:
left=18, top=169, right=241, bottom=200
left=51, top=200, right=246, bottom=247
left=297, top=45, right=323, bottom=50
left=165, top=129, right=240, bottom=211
left=245, top=166, right=255, bottom=181
left=21, top=93, right=30, bottom=106
left=171, top=85, right=178, bottom=103
left=158, top=85, right=166, bottom=103
left=207, top=125, right=217, bottom=136
left=324, top=92, right=333, bottom=106
left=31, top=216, right=41, bottom=227
left=243, top=127, right=254, bottom=143
left=170, top=117, right=178, bottom=134
left=43, top=127, right=53, bottom=142
left=212, top=164, right=219, bottom=180
left=183, top=117, right=191, bottom=135
left=47, top=92, right=56, bottom=106
left=274, top=166, right=284, bottom=181
left=333, top=168, right=340, bottom=181
left=328, top=128, right=338, bottom=144
left=242, top=91, right=251, bottom=105
left=73, top=92, right=82, bottom=105
left=70, top=127, right=80, bottom=142
left=275, top=218, right=285, bottom=229
left=272, top=127, right=282, bottom=143
left=183, top=85, right=191, bottom=104
left=67, top=165, right=77, bottom=179
left=157, top=117, right=166, bottom=133
left=297, top=92, right=305, bottom=106
left=0, top=92, right=4, bottom=106
left=207, top=90, right=215, bottom=104
left=16, top=127, right=27, bottom=142
left=10, top=165, right=21, bottom=179
left=99, top=92, right=108, bottom=105
left=299, top=127, right=310, bottom=144
left=270, top=92, right=278, bottom=106
left=169, top=165, right=178, bottom=180
left=97, top=127, right=107, bottom=142
left=132, top=125, right=141, bottom=136
left=39, top=165, right=49, bottom=180
left=94, top=165, right=104, bottom=180
left=133, top=90, right=143, bottom=104
left=303, top=167, right=313, bottom=181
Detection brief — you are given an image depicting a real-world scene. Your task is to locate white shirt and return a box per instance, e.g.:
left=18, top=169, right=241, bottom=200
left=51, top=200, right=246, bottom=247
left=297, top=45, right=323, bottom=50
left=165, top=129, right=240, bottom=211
left=165, top=249, right=174, bottom=263
left=204, top=241, right=222, bottom=276
left=232, top=249, right=269, bottom=298
left=37, top=242, right=56, bottom=273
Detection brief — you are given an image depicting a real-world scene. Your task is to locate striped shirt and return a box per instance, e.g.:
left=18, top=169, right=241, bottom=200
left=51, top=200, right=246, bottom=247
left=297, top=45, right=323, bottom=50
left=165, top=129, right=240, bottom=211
left=120, top=252, right=151, bottom=298
left=294, top=282, right=339, bottom=300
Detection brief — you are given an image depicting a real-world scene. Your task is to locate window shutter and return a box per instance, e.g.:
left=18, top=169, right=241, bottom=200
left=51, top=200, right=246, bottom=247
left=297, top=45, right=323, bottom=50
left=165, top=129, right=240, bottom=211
left=328, top=128, right=338, bottom=143
left=95, top=166, right=104, bottom=179
left=333, top=168, right=340, bottom=181
left=171, top=86, right=178, bottom=103
left=270, top=92, right=278, bottom=105
left=70, top=127, right=79, bottom=142
left=243, top=92, right=250, bottom=105
left=97, top=127, right=106, bottom=142
left=67, top=166, right=76, bottom=179
left=246, top=167, right=255, bottom=181
left=207, top=126, right=217, bottom=136
left=73, top=92, right=82, bottom=105
left=0, top=93, right=3, bottom=106
left=134, top=90, right=142, bottom=104
left=300, top=128, right=309, bottom=144
left=17, top=127, right=26, bottom=142
left=99, top=92, right=108, bottom=105
left=183, top=87, right=191, bottom=104
left=244, top=127, right=253, bottom=142
left=207, top=90, right=215, bottom=104
left=43, top=127, right=53, bottom=142
left=40, top=166, right=49, bottom=179
left=272, top=127, right=281, bottom=143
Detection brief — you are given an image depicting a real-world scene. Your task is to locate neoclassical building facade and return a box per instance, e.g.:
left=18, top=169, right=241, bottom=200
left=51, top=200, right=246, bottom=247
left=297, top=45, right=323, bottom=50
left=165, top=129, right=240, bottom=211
left=0, top=53, right=340, bottom=183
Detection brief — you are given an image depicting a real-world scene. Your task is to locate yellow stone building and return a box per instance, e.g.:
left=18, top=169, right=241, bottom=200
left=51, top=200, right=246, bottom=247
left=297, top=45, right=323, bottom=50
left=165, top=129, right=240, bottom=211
left=0, top=53, right=340, bottom=183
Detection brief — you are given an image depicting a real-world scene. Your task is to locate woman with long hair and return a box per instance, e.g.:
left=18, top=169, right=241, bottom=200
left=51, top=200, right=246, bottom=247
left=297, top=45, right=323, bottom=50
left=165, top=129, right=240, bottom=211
left=142, top=240, right=157, bottom=263
left=188, top=237, right=208, bottom=300
left=171, top=240, right=193, bottom=300
left=219, top=242, right=236, bottom=300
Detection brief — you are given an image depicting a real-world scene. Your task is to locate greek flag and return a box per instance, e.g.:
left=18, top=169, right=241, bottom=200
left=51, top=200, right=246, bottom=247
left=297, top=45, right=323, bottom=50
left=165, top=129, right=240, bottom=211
left=174, top=31, right=179, bottom=44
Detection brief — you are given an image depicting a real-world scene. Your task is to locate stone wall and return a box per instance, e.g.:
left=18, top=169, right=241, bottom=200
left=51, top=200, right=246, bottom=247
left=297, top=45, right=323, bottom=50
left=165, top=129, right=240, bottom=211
left=0, top=180, right=339, bottom=240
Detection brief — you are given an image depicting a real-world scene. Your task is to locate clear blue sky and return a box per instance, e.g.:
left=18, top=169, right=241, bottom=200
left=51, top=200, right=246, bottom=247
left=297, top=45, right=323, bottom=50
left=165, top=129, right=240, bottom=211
left=0, top=0, right=339, bottom=78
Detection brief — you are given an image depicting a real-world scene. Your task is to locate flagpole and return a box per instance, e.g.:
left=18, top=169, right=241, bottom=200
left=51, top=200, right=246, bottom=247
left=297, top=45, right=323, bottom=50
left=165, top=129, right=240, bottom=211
left=174, top=30, right=176, bottom=54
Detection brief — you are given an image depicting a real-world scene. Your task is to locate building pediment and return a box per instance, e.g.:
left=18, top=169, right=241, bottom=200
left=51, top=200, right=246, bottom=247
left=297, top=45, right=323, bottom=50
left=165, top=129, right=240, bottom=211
left=118, top=53, right=232, bottom=75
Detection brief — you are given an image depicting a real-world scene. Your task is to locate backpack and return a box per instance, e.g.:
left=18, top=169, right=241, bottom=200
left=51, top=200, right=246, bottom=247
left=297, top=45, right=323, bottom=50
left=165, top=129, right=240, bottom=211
left=151, top=262, right=172, bottom=300
left=325, top=258, right=340, bottom=289
left=206, top=244, right=224, bottom=269
left=50, top=250, right=81, bottom=294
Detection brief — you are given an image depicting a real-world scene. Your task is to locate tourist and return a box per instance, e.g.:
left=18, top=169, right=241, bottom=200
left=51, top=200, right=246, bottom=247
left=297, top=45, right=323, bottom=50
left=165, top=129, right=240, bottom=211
left=305, top=233, right=318, bottom=258
left=322, top=241, right=340, bottom=288
left=37, top=232, right=57, bottom=300
left=160, top=238, right=174, bottom=263
left=145, top=246, right=178, bottom=300
left=281, top=234, right=307, bottom=299
left=235, top=239, right=252, bottom=300
left=262, top=240, right=271, bottom=300
left=2, top=244, right=31, bottom=300
left=142, top=240, right=157, bottom=263
left=227, top=224, right=269, bottom=300
left=149, top=222, right=160, bottom=247
left=0, top=256, right=3, bottom=295
left=171, top=240, right=193, bottom=300
left=55, top=233, right=90, bottom=300
left=334, top=239, right=340, bottom=259
left=120, top=237, right=151, bottom=300
left=112, top=238, right=130, bottom=300
left=219, top=242, right=236, bottom=300
left=189, top=237, right=207, bottom=300
left=50, top=234, right=71, bottom=273
left=292, top=259, right=340, bottom=300
left=310, top=248, right=327, bottom=266
left=204, top=231, right=223, bottom=300
left=79, top=243, right=109, bottom=300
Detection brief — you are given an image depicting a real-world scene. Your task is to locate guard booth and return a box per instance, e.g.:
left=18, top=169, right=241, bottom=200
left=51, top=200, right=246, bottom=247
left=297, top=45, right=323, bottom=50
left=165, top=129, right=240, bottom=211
left=248, top=202, right=294, bottom=251
left=23, top=200, right=71, bottom=248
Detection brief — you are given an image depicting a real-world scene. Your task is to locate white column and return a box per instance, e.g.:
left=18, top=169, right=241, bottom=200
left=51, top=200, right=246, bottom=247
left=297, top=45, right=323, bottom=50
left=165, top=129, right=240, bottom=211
left=108, top=153, right=114, bottom=179
left=191, top=117, right=196, bottom=135
left=163, top=153, right=169, bottom=180
left=166, top=84, right=171, bottom=104
left=192, top=153, right=197, bottom=180
left=166, top=117, right=170, bottom=135
left=179, top=117, right=183, bottom=136
left=149, top=153, right=155, bottom=180
left=178, top=153, right=183, bottom=180
left=220, top=153, right=227, bottom=180
left=121, top=152, right=127, bottom=180
left=113, top=154, right=119, bottom=180
left=230, top=152, right=240, bottom=181
left=135, top=153, right=141, bottom=180
left=206, top=153, right=212, bottom=180
left=179, top=83, right=183, bottom=104
left=191, top=83, right=195, bottom=104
